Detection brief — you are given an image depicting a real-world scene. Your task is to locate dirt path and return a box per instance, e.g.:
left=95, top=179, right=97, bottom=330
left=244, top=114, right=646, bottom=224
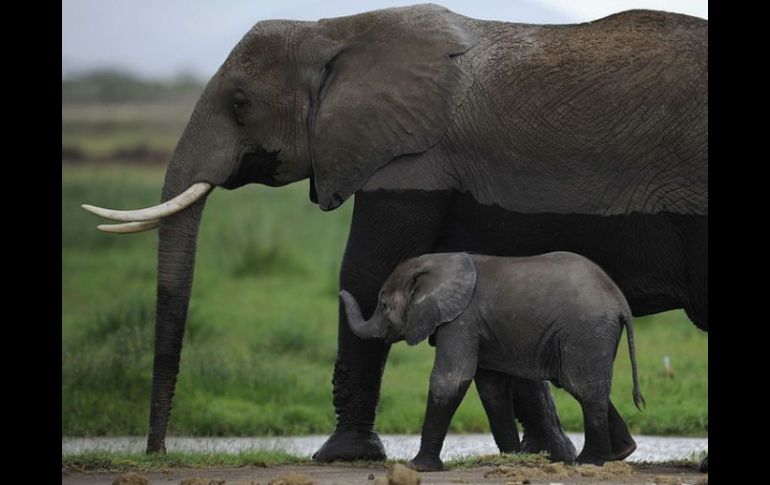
left=62, top=463, right=706, bottom=485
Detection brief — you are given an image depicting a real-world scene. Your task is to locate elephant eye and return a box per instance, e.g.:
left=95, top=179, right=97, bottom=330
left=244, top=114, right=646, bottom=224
left=231, top=91, right=250, bottom=126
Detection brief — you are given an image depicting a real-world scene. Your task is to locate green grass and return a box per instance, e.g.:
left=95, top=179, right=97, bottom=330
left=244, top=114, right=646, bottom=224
left=445, top=452, right=550, bottom=469
left=61, top=450, right=554, bottom=472
left=62, top=70, right=203, bottom=103
left=62, top=103, right=193, bottom=159
left=62, top=163, right=707, bottom=438
left=62, top=77, right=202, bottom=160
left=61, top=450, right=310, bottom=472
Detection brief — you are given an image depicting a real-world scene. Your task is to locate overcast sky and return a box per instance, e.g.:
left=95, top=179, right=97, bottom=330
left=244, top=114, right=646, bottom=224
left=62, top=0, right=708, bottom=81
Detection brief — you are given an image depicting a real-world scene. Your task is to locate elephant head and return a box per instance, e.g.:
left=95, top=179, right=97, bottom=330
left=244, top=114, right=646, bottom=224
left=80, top=5, right=477, bottom=454
left=341, top=253, right=477, bottom=346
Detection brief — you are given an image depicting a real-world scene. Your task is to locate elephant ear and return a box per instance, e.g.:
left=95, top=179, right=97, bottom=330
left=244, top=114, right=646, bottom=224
left=405, top=253, right=477, bottom=346
left=310, top=5, right=477, bottom=210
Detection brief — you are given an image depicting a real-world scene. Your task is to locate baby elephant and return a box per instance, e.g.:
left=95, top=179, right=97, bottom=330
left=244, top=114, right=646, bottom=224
left=340, top=251, right=644, bottom=471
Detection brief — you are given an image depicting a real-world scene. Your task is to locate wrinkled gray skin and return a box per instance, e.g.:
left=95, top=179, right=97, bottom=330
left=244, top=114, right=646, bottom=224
left=137, top=3, right=707, bottom=468
left=342, top=251, right=645, bottom=471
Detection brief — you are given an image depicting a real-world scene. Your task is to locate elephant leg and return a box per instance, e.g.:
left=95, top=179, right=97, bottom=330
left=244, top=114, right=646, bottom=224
left=474, top=368, right=520, bottom=453
left=313, top=189, right=452, bottom=462
left=509, top=376, right=577, bottom=463
left=576, top=401, right=611, bottom=465
left=410, top=322, right=478, bottom=472
left=680, top=300, right=708, bottom=473
left=571, top=381, right=612, bottom=465
left=685, top=297, right=708, bottom=474
left=410, top=377, right=472, bottom=472
left=681, top=215, right=707, bottom=472
left=607, top=400, right=636, bottom=460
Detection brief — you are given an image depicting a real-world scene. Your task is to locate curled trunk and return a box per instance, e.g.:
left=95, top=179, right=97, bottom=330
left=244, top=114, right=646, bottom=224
left=340, top=290, right=388, bottom=341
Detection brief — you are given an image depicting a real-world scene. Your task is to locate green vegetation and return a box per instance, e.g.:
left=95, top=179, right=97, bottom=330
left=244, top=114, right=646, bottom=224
left=62, top=165, right=707, bottom=438
left=61, top=450, right=552, bottom=472
left=445, top=452, right=549, bottom=469
left=62, top=70, right=203, bottom=103
left=61, top=450, right=310, bottom=472
left=62, top=72, right=203, bottom=161
left=60, top=450, right=547, bottom=472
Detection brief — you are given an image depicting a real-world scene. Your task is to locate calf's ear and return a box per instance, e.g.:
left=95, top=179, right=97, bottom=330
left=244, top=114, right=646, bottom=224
left=405, top=253, right=477, bottom=345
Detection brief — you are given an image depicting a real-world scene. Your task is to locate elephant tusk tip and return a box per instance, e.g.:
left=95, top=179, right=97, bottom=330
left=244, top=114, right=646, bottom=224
left=96, top=219, right=161, bottom=234
left=82, top=204, right=111, bottom=218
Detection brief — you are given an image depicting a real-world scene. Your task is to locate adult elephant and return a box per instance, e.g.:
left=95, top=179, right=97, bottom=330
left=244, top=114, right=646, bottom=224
left=83, top=4, right=707, bottom=469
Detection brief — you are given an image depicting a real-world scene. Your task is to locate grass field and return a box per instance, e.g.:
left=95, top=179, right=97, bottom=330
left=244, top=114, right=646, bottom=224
left=62, top=162, right=708, bottom=438
left=62, top=74, right=201, bottom=161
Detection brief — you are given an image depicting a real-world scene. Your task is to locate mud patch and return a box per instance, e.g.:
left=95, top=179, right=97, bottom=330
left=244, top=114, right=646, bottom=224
left=650, top=475, right=704, bottom=485
left=373, top=464, right=421, bottom=485
left=484, top=462, right=570, bottom=482
left=62, top=464, right=705, bottom=485
left=179, top=478, right=225, bottom=485
left=485, top=461, right=634, bottom=482
left=575, top=461, right=634, bottom=479
left=112, top=472, right=149, bottom=485
left=268, top=471, right=315, bottom=485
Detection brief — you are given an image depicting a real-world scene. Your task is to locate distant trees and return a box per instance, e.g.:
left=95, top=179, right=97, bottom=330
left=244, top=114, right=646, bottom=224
left=62, top=69, right=203, bottom=103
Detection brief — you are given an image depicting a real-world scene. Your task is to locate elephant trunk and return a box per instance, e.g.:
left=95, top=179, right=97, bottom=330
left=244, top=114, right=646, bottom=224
left=146, top=162, right=208, bottom=454
left=339, top=290, right=388, bottom=340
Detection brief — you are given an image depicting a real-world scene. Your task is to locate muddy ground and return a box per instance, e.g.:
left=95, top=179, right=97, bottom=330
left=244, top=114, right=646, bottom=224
left=62, top=463, right=706, bottom=485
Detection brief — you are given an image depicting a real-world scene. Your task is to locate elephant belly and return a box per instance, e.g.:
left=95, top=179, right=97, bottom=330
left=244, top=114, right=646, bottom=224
left=476, top=324, right=562, bottom=383
left=477, top=352, right=556, bottom=383
left=435, top=191, right=707, bottom=318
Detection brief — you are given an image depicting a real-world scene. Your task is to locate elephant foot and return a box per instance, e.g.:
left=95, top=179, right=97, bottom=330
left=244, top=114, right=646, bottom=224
left=408, top=453, right=444, bottom=472
left=312, top=428, right=386, bottom=462
left=699, top=454, right=708, bottom=473
left=521, top=430, right=577, bottom=463
left=576, top=449, right=608, bottom=466
left=609, top=438, right=637, bottom=461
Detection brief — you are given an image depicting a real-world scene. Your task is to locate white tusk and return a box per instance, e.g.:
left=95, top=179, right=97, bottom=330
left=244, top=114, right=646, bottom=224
left=82, top=182, right=212, bottom=222
left=97, top=219, right=161, bottom=234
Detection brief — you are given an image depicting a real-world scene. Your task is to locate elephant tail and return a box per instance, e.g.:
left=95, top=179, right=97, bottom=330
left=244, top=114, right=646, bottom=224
left=620, top=311, right=645, bottom=411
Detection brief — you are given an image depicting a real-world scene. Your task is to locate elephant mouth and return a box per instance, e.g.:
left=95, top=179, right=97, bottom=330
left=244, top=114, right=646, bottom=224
left=222, top=145, right=283, bottom=189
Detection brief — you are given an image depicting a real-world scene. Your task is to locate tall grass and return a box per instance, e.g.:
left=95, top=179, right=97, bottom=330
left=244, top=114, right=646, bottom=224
left=63, top=164, right=707, bottom=437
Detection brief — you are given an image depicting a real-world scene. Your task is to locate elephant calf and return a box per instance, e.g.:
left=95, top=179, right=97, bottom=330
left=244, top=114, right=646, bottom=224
left=340, top=251, right=644, bottom=471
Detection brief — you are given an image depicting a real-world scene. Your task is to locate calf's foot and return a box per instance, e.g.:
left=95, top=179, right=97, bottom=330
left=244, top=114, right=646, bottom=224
left=607, top=401, right=636, bottom=461
left=609, top=437, right=637, bottom=461
left=576, top=448, right=610, bottom=466
left=408, top=453, right=444, bottom=472
left=521, top=428, right=577, bottom=463
left=513, top=378, right=577, bottom=463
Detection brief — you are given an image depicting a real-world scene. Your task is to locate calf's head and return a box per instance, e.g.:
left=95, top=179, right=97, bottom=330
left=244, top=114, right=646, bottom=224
left=341, top=253, right=477, bottom=345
